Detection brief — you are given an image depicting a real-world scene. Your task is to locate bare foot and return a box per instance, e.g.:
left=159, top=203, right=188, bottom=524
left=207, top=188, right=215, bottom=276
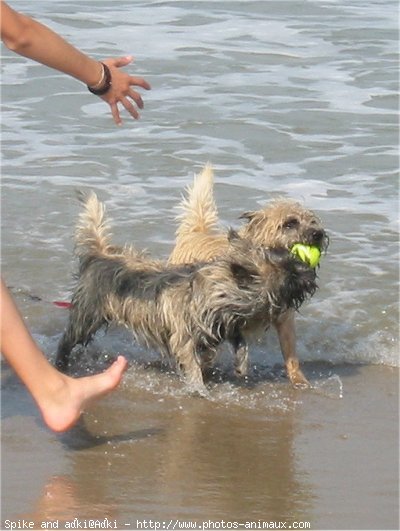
left=39, top=356, right=128, bottom=432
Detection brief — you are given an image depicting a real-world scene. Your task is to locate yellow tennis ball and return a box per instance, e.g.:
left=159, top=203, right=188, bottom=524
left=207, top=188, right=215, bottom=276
left=291, top=244, right=321, bottom=268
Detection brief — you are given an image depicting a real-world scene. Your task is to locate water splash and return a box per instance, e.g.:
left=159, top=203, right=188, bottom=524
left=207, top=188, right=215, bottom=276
left=311, top=374, right=344, bottom=400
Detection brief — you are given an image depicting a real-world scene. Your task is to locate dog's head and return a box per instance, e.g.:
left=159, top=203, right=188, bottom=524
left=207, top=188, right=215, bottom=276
left=226, top=232, right=318, bottom=311
left=240, top=199, right=329, bottom=256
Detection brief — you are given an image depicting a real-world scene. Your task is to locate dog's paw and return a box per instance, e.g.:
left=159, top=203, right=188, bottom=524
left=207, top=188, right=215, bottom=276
left=292, top=380, right=311, bottom=390
left=234, top=366, right=248, bottom=378
left=289, top=370, right=311, bottom=389
left=187, top=382, right=210, bottom=398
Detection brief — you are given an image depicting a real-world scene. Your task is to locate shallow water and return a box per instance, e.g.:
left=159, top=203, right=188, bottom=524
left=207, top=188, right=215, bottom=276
left=1, top=1, right=399, bottom=529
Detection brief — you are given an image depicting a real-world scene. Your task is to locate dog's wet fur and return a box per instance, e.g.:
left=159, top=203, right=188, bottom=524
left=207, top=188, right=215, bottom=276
left=56, top=192, right=317, bottom=394
left=168, top=165, right=329, bottom=387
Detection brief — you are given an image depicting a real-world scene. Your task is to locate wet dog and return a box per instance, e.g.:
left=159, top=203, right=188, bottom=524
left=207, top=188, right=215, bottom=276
left=169, top=164, right=329, bottom=387
left=55, top=192, right=317, bottom=394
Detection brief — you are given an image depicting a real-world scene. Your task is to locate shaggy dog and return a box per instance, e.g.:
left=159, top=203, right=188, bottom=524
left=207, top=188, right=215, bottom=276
left=55, top=192, right=317, bottom=393
left=168, top=165, right=329, bottom=386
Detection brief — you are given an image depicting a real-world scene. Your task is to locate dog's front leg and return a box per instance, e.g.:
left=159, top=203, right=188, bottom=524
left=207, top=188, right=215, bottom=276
left=275, top=309, right=310, bottom=388
left=231, top=328, right=248, bottom=377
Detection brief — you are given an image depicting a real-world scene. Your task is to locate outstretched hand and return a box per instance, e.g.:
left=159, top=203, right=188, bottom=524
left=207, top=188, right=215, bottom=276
left=100, top=55, right=151, bottom=125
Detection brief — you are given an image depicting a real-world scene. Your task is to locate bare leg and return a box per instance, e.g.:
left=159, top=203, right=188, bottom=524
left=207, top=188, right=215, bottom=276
left=0, top=279, right=128, bottom=432
left=275, top=309, right=310, bottom=388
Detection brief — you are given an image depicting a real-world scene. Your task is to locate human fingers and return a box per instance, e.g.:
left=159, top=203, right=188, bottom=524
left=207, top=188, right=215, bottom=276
left=128, top=88, right=144, bottom=110
left=121, top=97, right=140, bottom=120
left=109, top=101, right=122, bottom=126
left=109, top=96, right=141, bottom=125
left=129, top=76, right=151, bottom=91
left=103, top=57, right=151, bottom=90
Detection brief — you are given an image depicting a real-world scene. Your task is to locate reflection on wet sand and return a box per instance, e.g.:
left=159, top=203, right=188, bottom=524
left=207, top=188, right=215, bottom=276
left=18, top=475, right=117, bottom=525
left=56, top=381, right=314, bottom=523
left=3, top=364, right=398, bottom=530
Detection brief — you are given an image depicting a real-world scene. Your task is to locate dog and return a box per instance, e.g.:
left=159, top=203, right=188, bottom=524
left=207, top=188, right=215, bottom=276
left=55, top=192, right=317, bottom=394
left=168, top=164, right=329, bottom=387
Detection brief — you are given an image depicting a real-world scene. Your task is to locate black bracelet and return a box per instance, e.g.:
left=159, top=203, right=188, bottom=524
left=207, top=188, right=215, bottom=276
left=87, top=63, right=112, bottom=96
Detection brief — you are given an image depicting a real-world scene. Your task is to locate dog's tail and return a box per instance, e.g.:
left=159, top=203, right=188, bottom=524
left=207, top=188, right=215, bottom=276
left=175, top=163, right=219, bottom=238
left=74, top=191, right=112, bottom=258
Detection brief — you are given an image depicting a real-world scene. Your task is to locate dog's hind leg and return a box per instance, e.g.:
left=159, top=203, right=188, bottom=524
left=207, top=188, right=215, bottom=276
left=55, top=308, right=105, bottom=372
left=170, top=334, right=207, bottom=396
left=56, top=331, right=73, bottom=371
left=230, top=328, right=249, bottom=377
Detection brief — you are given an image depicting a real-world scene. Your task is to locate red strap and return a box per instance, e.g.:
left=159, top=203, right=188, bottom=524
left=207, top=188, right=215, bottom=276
left=53, top=301, right=73, bottom=309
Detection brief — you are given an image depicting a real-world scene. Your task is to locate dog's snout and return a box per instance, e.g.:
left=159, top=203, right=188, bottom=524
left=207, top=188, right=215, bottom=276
left=310, top=229, right=325, bottom=245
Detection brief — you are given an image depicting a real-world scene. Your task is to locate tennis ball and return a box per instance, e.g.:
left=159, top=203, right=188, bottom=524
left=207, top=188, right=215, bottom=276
left=291, top=244, right=321, bottom=268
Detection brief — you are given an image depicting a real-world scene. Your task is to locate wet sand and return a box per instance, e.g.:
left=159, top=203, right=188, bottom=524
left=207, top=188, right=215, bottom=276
left=1, top=362, right=398, bottom=530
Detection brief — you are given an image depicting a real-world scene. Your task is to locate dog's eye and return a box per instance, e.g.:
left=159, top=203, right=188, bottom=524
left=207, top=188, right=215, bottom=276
left=283, top=218, right=299, bottom=230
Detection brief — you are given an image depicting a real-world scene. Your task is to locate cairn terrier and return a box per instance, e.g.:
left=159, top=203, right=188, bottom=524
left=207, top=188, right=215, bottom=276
left=168, top=165, right=329, bottom=387
left=55, top=192, right=317, bottom=393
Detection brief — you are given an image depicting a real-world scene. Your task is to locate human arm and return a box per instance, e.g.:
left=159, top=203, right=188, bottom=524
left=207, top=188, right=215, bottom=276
left=0, top=1, right=151, bottom=124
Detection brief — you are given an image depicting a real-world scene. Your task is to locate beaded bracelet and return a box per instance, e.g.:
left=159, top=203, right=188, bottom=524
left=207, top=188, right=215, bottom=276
left=87, top=63, right=112, bottom=96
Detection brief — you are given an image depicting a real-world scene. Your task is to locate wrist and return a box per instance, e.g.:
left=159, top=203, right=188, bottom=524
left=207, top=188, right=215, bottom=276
left=87, top=63, right=112, bottom=96
left=85, top=61, right=104, bottom=87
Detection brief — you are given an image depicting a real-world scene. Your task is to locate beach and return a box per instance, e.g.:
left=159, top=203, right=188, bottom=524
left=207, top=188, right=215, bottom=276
left=1, top=1, right=398, bottom=529
left=2, top=361, right=398, bottom=529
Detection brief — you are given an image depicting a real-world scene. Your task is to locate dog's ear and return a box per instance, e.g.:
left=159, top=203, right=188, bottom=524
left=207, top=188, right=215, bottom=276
left=227, top=229, right=253, bottom=256
left=239, top=211, right=255, bottom=222
left=239, top=211, right=267, bottom=237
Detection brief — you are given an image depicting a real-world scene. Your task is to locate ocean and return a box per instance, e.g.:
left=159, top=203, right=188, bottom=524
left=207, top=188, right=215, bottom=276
left=1, top=1, right=398, bottom=529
